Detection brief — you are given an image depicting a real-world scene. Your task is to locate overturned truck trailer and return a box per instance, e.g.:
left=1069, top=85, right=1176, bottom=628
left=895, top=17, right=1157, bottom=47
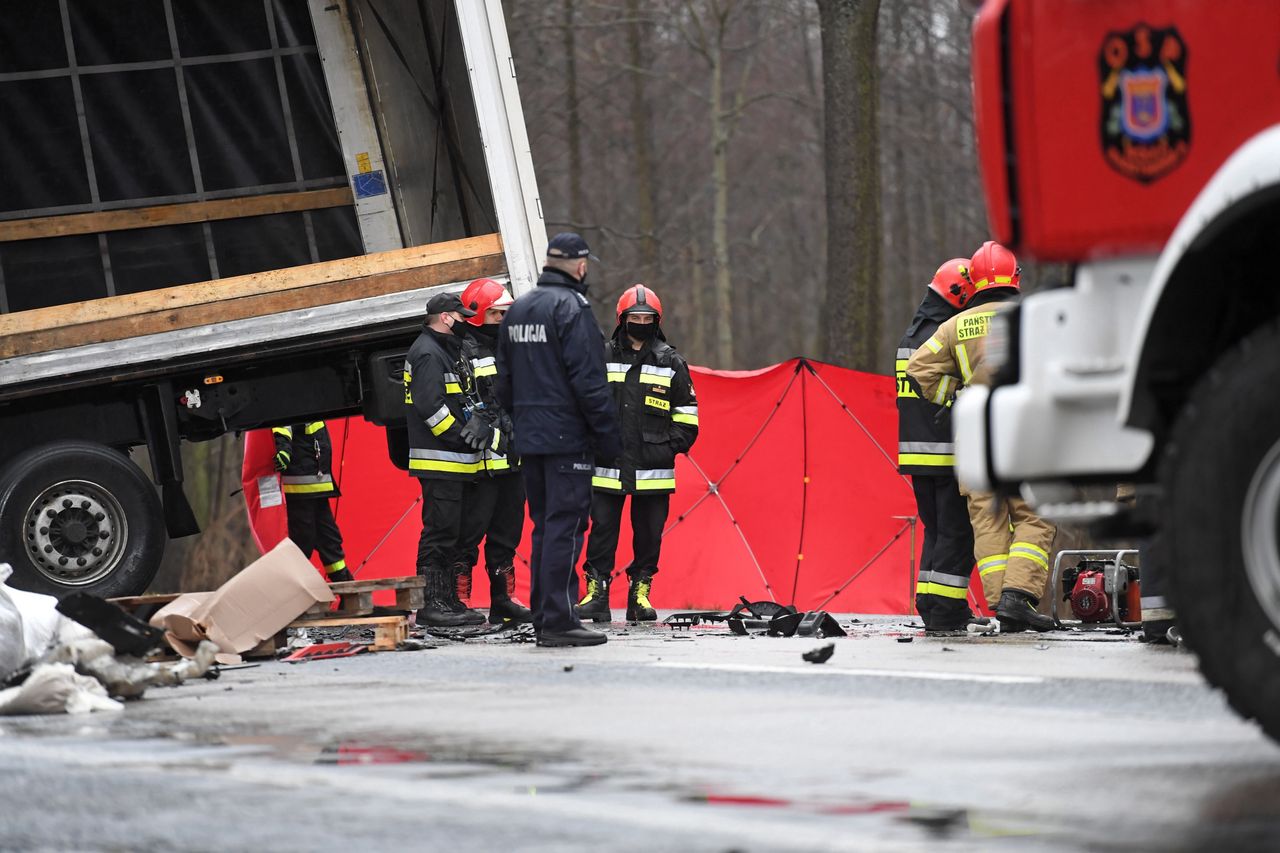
left=0, top=0, right=544, bottom=597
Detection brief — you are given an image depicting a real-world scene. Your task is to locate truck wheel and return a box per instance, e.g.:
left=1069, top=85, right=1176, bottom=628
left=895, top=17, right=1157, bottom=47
left=0, top=441, right=166, bottom=599
left=1161, top=321, right=1280, bottom=742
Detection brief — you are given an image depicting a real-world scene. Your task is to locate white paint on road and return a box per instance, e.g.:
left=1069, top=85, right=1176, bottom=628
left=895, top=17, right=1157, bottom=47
left=653, top=660, right=1045, bottom=685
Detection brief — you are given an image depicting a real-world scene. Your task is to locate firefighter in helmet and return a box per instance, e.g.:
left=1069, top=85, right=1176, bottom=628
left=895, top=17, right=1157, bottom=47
left=272, top=421, right=353, bottom=584
left=907, top=241, right=1057, bottom=632
left=897, top=259, right=980, bottom=633
left=577, top=285, right=699, bottom=622
left=452, top=277, right=533, bottom=624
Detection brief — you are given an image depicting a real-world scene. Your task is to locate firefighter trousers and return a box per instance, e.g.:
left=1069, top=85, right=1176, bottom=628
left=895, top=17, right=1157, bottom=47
left=912, top=474, right=975, bottom=625
left=583, top=492, right=670, bottom=581
left=286, top=497, right=346, bottom=574
left=455, top=473, right=526, bottom=572
left=416, top=478, right=469, bottom=571
left=963, top=488, right=1056, bottom=606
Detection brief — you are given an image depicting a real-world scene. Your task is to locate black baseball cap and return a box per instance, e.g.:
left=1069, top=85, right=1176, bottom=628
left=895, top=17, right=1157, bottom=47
left=546, top=232, right=599, bottom=261
left=426, top=292, right=476, bottom=317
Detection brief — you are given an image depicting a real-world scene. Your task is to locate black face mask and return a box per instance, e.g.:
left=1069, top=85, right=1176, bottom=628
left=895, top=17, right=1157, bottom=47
left=472, top=324, right=499, bottom=345
left=626, top=321, right=658, bottom=341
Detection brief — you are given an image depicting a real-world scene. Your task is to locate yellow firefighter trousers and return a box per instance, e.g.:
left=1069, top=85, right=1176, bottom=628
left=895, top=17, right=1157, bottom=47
left=963, top=489, right=1056, bottom=606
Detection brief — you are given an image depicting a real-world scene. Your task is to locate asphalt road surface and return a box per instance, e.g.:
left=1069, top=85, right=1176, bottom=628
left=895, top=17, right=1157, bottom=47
left=2, top=615, right=1278, bottom=852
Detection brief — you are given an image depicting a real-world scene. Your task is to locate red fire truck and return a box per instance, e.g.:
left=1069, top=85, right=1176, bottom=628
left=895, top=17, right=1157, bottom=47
left=958, top=0, right=1280, bottom=740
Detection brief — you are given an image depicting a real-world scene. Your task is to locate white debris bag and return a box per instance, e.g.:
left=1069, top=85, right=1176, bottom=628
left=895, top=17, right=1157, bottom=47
left=0, top=662, right=122, bottom=715
left=0, top=563, right=72, bottom=682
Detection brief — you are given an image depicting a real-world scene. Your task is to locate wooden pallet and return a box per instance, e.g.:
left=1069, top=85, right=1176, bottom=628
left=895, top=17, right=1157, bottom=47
left=298, top=576, right=424, bottom=620
left=287, top=615, right=409, bottom=652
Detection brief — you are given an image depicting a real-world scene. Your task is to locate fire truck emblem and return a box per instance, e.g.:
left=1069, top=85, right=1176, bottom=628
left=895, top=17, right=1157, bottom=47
left=1099, top=24, right=1189, bottom=183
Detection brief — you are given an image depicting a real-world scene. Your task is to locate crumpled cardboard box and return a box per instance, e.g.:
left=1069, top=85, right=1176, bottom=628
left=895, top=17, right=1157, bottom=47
left=150, top=539, right=334, bottom=664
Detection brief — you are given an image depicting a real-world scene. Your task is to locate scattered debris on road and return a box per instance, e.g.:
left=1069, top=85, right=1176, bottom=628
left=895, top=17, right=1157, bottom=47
left=802, top=643, right=835, bottom=664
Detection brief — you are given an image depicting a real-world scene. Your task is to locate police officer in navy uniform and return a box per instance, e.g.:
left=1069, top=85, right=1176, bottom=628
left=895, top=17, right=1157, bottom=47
left=496, top=233, right=621, bottom=647
left=405, top=292, right=506, bottom=627
left=272, top=420, right=353, bottom=583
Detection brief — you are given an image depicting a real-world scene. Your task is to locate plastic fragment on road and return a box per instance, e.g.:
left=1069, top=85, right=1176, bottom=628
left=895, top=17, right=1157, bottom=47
left=282, top=642, right=367, bottom=663
left=802, top=643, right=835, bottom=664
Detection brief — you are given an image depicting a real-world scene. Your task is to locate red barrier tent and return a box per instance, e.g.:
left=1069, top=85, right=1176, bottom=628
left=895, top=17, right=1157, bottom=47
left=244, top=358, right=952, bottom=614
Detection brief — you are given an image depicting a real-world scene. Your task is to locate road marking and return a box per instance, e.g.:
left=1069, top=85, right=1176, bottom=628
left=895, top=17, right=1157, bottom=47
left=652, top=661, right=1044, bottom=685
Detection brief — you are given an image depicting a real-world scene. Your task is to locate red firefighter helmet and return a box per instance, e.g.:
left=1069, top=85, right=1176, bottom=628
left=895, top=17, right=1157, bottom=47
left=928, top=257, right=976, bottom=309
left=616, top=284, right=663, bottom=323
left=460, top=277, right=514, bottom=326
left=967, top=240, right=1021, bottom=292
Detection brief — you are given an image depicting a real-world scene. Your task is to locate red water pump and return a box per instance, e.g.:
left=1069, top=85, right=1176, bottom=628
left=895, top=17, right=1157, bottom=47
left=1060, top=560, right=1141, bottom=623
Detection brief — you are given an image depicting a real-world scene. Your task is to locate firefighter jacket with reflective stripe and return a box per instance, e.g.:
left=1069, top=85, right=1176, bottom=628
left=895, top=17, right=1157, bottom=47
left=907, top=290, right=1017, bottom=409
left=896, top=290, right=958, bottom=476
left=592, top=331, right=698, bottom=495
left=460, top=326, right=518, bottom=476
left=404, top=324, right=493, bottom=480
left=272, top=421, right=341, bottom=498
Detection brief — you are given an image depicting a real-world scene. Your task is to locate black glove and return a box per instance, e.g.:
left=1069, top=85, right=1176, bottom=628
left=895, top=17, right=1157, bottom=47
left=273, top=450, right=290, bottom=472
left=460, top=416, right=494, bottom=451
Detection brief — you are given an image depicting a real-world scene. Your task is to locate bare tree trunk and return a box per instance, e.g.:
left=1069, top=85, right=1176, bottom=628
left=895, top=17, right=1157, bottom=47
left=709, top=27, right=734, bottom=367
left=689, top=241, right=707, bottom=360
left=626, top=0, right=658, bottom=280
left=564, top=0, right=584, bottom=227
left=817, top=0, right=882, bottom=371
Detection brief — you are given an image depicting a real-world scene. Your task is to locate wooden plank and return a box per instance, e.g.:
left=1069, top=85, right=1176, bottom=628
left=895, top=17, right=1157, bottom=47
left=0, top=187, right=355, bottom=243
left=0, top=240, right=505, bottom=358
left=0, top=232, right=503, bottom=336
left=327, top=576, right=423, bottom=594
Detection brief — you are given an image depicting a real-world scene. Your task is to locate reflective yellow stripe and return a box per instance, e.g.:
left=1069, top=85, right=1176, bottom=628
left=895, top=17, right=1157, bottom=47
left=271, top=426, right=292, bottom=437
left=634, top=478, right=676, bottom=491
left=324, top=560, right=347, bottom=574
left=956, top=343, right=973, bottom=383
left=607, top=372, right=627, bottom=383
left=924, top=337, right=942, bottom=354
left=430, top=413, right=456, bottom=436
left=487, top=457, right=511, bottom=471
left=408, top=459, right=484, bottom=474
left=898, top=453, right=955, bottom=467
left=592, top=476, right=622, bottom=490
left=445, top=383, right=462, bottom=395
left=672, top=413, right=699, bottom=425
left=644, top=376, right=672, bottom=388
left=474, top=364, right=497, bottom=377
left=932, top=374, right=952, bottom=405
left=305, top=422, right=325, bottom=434
left=977, top=554, right=1008, bottom=577
left=895, top=359, right=908, bottom=372
left=283, top=482, right=337, bottom=494
left=916, top=582, right=969, bottom=600
left=1009, top=543, right=1050, bottom=569
left=994, top=274, right=1013, bottom=284
left=644, top=395, right=669, bottom=411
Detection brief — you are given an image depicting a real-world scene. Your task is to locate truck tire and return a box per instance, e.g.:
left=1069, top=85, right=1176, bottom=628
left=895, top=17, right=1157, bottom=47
left=0, top=441, right=166, bottom=599
left=1161, top=320, right=1280, bottom=742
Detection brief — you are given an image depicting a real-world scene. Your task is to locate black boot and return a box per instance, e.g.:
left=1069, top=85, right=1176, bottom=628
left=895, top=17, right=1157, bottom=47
left=923, top=596, right=972, bottom=634
left=995, top=589, right=1055, bottom=633
left=327, top=568, right=354, bottom=583
left=449, top=563, right=487, bottom=625
left=417, top=565, right=475, bottom=628
left=487, top=563, right=533, bottom=624
left=575, top=569, right=612, bottom=623
left=626, top=575, right=657, bottom=622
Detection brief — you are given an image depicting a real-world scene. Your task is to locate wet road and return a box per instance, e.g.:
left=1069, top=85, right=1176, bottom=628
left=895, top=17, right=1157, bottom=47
left=2, top=616, right=1278, bottom=852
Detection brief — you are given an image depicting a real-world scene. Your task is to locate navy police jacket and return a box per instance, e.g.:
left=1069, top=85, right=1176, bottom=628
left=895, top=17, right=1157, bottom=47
left=495, top=268, right=621, bottom=458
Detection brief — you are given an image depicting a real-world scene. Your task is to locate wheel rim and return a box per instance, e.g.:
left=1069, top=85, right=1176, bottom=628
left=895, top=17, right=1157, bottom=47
left=23, top=479, right=129, bottom=587
left=1242, top=438, right=1280, bottom=632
